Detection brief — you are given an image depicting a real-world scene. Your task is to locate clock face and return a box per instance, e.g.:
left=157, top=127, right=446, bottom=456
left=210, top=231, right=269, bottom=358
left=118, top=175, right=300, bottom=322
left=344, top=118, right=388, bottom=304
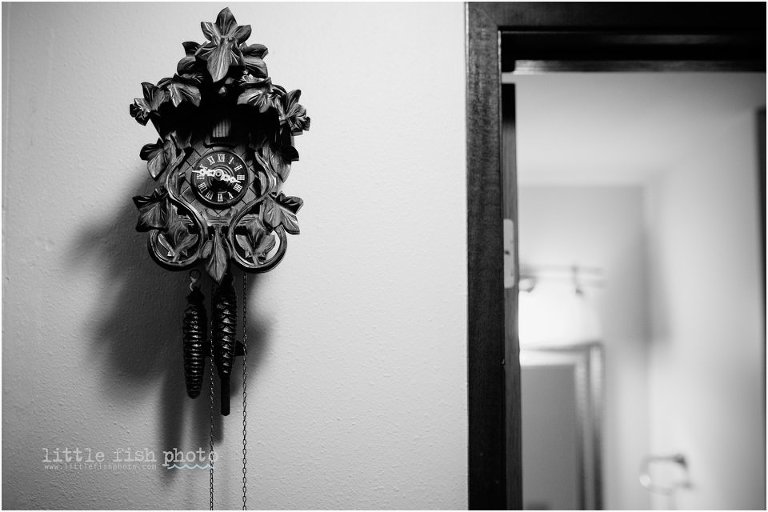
left=191, top=150, right=249, bottom=207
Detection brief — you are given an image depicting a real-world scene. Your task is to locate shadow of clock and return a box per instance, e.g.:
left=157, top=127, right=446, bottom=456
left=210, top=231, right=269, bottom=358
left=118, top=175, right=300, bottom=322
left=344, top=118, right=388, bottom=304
left=70, top=188, right=273, bottom=482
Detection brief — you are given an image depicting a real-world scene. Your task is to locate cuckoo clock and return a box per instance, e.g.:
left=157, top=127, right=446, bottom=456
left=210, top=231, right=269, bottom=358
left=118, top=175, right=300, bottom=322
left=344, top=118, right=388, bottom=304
left=129, top=8, right=309, bottom=421
left=130, top=8, right=309, bottom=507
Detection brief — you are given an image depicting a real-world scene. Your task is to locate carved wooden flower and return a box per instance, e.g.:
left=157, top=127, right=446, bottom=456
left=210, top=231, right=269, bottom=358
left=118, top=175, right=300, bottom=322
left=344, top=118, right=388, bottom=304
left=196, top=7, right=251, bottom=83
left=130, top=82, right=169, bottom=125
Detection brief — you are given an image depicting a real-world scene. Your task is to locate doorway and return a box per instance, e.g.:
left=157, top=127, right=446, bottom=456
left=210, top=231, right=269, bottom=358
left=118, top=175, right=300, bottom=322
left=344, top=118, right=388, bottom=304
left=510, top=72, right=765, bottom=509
left=465, top=3, right=766, bottom=509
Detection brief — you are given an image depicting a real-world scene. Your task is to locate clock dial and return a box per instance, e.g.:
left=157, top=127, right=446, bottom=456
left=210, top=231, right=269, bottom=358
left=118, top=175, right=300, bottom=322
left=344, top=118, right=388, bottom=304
left=191, top=150, right=249, bottom=208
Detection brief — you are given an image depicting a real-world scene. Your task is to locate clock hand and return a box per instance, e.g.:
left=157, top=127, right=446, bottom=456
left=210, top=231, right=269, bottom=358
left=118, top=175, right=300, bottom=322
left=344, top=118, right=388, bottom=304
left=192, top=166, right=212, bottom=178
left=193, top=166, right=241, bottom=184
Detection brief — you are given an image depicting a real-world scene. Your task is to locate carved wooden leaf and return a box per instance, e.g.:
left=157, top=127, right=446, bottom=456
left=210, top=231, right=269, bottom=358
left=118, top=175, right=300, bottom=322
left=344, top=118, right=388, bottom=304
left=282, top=89, right=310, bottom=134
left=263, top=193, right=303, bottom=235
left=139, top=140, right=167, bottom=179
left=167, top=80, right=202, bottom=107
left=139, top=140, right=161, bottom=160
left=132, top=188, right=168, bottom=232
left=140, top=138, right=175, bottom=180
left=182, top=41, right=200, bottom=55
left=201, top=238, right=211, bottom=258
left=177, top=56, right=197, bottom=75
left=206, top=42, right=237, bottom=83
left=243, top=57, right=268, bottom=78
left=268, top=146, right=291, bottom=181
left=131, top=82, right=170, bottom=128
left=201, top=21, right=216, bottom=41
left=216, top=7, right=237, bottom=35
left=196, top=8, right=252, bottom=83
left=263, top=144, right=299, bottom=181
left=202, top=229, right=229, bottom=283
left=237, top=79, right=273, bottom=113
left=156, top=76, right=172, bottom=88
left=243, top=215, right=266, bottom=241
left=129, top=100, right=151, bottom=125
left=242, top=43, right=268, bottom=59
left=170, top=128, right=192, bottom=153
left=157, top=233, right=175, bottom=258
left=142, top=82, right=169, bottom=111
left=208, top=8, right=251, bottom=43
left=236, top=234, right=276, bottom=264
left=248, top=129, right=268, bottom=153
left=235, top=216, right=276, bottom=264
left=242, top=44, right=268, bottom=77
left=232, top=25, right=251, bottom=42
left=256, top=233, right=276, bottom=257
left=159, top=138, right=177, bottom=177
left=163, top=208, right=198, bottom=262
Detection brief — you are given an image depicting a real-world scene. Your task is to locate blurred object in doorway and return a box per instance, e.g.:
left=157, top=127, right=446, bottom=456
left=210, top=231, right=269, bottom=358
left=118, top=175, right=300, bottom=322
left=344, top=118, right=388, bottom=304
left=519, top=264, right=603, bottom=347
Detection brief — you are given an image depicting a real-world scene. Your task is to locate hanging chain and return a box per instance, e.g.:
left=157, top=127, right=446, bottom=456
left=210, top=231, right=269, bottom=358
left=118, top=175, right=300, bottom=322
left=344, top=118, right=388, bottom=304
left=241, top=273, right=248, bottom=510
left=205, top=274, right=248, bottom=510
left=209, top=280, right=216, bottom=511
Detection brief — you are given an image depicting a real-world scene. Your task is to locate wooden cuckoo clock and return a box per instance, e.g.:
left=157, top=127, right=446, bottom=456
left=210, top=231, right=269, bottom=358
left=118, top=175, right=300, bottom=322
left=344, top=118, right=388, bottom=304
left=130, top=8, right=309, bottom=507
left=129, top=7, right=309, bottom=421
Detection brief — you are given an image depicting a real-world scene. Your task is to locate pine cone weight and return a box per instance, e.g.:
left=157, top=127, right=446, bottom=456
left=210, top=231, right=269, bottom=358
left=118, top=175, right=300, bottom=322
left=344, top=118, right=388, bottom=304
left=182, top=287, right=208, bottom=398
left=213, top=272, right=237, bottom=415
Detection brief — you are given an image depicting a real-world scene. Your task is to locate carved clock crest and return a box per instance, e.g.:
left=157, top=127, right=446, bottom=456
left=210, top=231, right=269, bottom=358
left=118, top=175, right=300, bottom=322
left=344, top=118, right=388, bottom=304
left=129, top=7, right=309, bottom=418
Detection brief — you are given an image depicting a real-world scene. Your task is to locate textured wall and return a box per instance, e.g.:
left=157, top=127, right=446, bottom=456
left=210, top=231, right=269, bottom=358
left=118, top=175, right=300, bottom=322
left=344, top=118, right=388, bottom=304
left=2, top=3, right=467, bottom=509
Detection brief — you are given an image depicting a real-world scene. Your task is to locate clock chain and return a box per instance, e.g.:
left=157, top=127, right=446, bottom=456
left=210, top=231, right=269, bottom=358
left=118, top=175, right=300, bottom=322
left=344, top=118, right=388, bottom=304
left=209, top=279, right=216, bottom=510
left=205, top=272, right=249, bottom=510
left=241, top=273, right=249, bottom=510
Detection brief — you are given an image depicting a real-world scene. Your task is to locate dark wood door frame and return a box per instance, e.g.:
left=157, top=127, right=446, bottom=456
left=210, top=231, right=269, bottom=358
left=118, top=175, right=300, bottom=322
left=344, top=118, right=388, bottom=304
left=465, top=3, right=765, bottom=509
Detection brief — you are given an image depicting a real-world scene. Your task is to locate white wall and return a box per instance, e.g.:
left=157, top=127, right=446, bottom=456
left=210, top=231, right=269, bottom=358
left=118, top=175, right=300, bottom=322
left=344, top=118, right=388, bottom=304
left=2, top=3, right=467, bottom=509
left=646, top=108, right=765, bottom=510
left=518, top=186, right=651, bottom=510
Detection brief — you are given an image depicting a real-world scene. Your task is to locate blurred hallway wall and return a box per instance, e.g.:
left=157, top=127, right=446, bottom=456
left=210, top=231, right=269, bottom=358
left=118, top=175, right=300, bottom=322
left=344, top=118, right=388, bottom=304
left=645, top=105, right=765, bottom=510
